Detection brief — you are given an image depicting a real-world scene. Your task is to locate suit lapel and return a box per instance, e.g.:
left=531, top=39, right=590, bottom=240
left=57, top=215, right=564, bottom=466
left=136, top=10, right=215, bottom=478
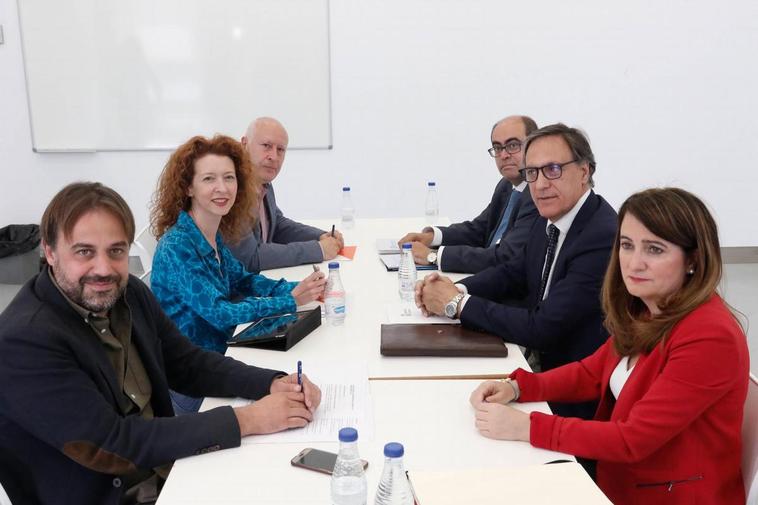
left=264, top=184, right=276, bottom=237
left=36, top=270, right=126, bottom=407
left=127, top=296, right=172, bottom=415
left=549, top=191, right=599, bottom=281
left=526, top=217, right=549, bottom=307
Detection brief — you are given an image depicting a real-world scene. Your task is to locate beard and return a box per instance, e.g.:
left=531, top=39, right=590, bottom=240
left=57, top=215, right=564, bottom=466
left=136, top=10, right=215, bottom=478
left=51, top=261, right=126, bottom=314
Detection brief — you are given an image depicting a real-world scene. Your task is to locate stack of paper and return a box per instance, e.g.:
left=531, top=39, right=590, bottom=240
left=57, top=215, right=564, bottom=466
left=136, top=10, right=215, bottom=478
left=408, top=463, right=612, bottom=504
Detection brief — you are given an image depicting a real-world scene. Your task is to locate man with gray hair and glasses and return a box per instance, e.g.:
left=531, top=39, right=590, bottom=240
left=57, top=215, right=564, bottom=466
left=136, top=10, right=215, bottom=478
left=415, top=123, right=617, bottom=421
left=398, top=115, right=540, bottom=273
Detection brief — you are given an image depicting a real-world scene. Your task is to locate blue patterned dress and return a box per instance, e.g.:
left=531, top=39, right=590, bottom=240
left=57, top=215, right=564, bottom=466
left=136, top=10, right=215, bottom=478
left=151, top=211, right=298, bottom=355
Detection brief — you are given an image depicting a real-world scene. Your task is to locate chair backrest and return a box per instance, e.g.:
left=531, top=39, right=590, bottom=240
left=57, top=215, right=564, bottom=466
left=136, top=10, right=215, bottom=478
left=133, top=224, right=158, bottom=258
left=130, top=224, right=158, bottom=278
left=744, top=372, right=758, bottom=505
left=140, top=270, right=152, bottom=289
left=0, top=481, right=12, bottom=505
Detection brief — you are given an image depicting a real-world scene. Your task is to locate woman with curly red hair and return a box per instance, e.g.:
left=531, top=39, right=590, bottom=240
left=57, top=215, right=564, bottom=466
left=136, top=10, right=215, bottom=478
left=150, top=134, right=325, bottom=414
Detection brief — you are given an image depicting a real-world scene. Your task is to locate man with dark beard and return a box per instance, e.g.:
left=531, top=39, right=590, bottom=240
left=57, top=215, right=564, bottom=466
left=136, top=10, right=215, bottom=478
left=0, top=182, right=321, bottom=505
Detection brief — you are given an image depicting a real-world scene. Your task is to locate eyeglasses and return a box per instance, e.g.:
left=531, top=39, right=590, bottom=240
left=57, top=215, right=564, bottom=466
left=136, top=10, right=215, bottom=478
left=487, top=140, right=522, bottom=158
left=519, top=160, right=579, bottom=183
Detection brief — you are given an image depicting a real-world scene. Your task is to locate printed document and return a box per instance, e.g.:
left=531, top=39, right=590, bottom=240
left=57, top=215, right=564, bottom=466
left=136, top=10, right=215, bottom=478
left=229, top=362, right=373, bottom=444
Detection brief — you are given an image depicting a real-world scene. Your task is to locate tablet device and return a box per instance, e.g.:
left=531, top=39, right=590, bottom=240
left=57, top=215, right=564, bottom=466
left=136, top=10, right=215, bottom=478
left=226, top=307, right=321, bottom=351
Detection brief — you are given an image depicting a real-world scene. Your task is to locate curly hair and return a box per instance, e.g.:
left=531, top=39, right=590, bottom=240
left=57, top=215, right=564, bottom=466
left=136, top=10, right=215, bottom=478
left=150, top=134, right=259, bottom=243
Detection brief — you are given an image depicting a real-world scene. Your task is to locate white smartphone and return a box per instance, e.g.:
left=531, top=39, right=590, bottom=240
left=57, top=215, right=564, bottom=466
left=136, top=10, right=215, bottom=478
left=290, top=448, right=369, bottom=475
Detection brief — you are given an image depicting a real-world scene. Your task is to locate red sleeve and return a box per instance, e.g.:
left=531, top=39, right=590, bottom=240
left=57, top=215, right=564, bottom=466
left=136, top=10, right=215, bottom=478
left=512, top=336, right=613, bottom=403
left=528, top=313, right=746, bottom=463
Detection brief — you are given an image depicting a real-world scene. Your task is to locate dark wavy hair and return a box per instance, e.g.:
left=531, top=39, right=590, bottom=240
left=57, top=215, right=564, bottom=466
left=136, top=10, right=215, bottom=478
left=150, top=134, right=258, bottom=243
left=602, top=187, right=723, bottom=356
left=41, top=182, right=135, bottom=249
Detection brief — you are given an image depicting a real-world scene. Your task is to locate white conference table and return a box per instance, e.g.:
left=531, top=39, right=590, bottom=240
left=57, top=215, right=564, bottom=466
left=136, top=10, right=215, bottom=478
left=157, top=218, right=605, bottom=504
left=158, top=380, right=586, bottom=504
left=224, top=217, right=530, bottom=380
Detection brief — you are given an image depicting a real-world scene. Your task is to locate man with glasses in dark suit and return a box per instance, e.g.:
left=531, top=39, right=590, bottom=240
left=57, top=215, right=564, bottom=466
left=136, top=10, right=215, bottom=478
left=416, top=123, right=617, bottom=421
left=398, top=115, right=540, bottom=273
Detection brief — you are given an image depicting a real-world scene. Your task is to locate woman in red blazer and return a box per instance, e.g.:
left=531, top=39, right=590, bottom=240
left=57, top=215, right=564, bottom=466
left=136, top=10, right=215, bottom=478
left=470, top=187, right=749, bottom=505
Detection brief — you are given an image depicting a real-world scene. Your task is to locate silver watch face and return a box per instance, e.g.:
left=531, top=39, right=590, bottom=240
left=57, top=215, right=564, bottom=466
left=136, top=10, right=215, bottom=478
left=427, top=252, right=437, bottom=264
left=444, top=301, right=456, bottom=318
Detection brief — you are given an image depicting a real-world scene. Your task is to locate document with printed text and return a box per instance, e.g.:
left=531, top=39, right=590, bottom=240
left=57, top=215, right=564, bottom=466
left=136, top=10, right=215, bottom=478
left=230, top=362, right=373, bottom=444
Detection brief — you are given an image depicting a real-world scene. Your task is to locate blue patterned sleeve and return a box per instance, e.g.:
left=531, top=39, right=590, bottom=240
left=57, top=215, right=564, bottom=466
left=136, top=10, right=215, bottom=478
left=155, top=237, right=297, bottom=333
left=225, top=246, right=298, bottom=297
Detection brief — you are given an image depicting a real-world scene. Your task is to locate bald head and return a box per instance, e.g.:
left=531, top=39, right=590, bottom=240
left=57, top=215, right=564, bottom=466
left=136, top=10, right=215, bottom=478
left=242, top=117, right=289, bottom=183
left=489, top=115, right=538, bottom=184
left=490, top=115, right=537, bottom=139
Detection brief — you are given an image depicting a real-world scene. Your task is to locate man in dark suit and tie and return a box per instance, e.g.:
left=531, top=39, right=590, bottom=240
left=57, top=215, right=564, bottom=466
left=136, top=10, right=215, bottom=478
left=398, top=115, right=540, bottom=273
left=416, top=123, right=617, bottom=420
left=230, top=117, right=344, bottom=272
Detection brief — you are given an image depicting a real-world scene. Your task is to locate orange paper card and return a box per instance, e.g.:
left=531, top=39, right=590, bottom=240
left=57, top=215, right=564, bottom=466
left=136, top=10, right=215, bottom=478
left=337, top=245, right=357, bottom=260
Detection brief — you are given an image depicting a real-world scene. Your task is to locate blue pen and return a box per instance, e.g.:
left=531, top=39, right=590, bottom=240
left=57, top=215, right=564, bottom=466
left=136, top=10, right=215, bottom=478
left=297, top=360, right=302, bottom=386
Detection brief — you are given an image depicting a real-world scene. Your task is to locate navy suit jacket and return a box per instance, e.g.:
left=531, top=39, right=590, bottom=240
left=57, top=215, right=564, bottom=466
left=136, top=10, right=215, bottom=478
left=230, top=182, right=325, bottom=272
left=438, top=179, right=539, bottom=273
left=460, top=191, right=617, bottom=418
left=0, top=269, right=283, bottom=505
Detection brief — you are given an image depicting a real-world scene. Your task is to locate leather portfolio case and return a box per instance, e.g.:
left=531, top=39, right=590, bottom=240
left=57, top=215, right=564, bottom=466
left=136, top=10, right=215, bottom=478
left=227, top=307, right=321, bottom=351
left=380, top=324, right=508, bottom=357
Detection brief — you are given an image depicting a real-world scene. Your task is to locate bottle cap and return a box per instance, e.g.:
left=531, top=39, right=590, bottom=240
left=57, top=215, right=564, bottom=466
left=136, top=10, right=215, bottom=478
left=383, top=442, right=404, bottom=458
left=328, top=261, right=339, bottom=269
left=401, top=243, right=412, bottom=249
left=343, top=186, right=351, bottom=191
left=427, top=181, right=436, bottom=187
left=338, top=427, right=358, bottom=442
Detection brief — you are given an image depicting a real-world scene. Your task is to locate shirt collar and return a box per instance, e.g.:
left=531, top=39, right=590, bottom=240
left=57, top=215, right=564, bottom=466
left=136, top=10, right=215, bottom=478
left=546, top=188, right=592, bottom=237
left=513, top=180, right=528, bottom=192
left=177, top=210, right=220, bottom=259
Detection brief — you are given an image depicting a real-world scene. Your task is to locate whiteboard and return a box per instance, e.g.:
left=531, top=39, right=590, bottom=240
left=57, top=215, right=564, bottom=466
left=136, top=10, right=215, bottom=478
left=17, top=0, right=332, bottom=151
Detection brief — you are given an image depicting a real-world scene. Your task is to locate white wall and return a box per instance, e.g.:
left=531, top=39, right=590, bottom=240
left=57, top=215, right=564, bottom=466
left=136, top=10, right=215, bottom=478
left=2, top=1, right=757, bottom=246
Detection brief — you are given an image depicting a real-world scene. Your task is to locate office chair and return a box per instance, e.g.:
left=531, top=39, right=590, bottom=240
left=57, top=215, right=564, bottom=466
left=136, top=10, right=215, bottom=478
left=131, top=224, right=157, bottom=285
left=743, top=373, right=758, bottom=505
left=0, top=482, right=11, bottom=505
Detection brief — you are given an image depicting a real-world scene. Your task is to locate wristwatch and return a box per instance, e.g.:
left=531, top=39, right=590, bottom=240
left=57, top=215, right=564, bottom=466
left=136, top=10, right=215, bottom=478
left=444, top=293, right=465, bottom=319
left=426, top=251, right=437, bottom=265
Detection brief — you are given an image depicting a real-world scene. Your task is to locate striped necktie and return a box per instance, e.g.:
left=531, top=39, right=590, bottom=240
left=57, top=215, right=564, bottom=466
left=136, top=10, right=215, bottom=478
left=537, top=224, right=560, bottom=301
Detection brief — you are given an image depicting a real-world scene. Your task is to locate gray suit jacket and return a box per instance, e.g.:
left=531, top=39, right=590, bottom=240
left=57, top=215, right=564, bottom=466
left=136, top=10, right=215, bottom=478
left=230, top=183, right=325, bottom=272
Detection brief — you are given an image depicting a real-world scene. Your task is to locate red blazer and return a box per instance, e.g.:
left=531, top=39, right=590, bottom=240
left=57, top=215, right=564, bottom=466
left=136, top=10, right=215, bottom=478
left=512, top=295, right=749, bottom=505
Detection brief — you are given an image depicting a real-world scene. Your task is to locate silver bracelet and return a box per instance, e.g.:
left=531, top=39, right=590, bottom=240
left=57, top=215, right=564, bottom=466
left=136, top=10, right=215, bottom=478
left=500, top=377, right=520, bottom=402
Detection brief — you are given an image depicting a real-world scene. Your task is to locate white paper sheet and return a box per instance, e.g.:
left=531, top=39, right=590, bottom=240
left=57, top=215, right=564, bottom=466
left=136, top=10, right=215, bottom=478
left=375, top=238, right=400, bottom=254
left=231, top=362, right=373, bottom=444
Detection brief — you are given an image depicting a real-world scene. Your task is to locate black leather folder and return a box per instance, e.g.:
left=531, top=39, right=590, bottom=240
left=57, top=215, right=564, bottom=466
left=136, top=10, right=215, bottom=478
left=380, top=324, right=508, bottom=357
left=227, top=307, right=321, bottom=351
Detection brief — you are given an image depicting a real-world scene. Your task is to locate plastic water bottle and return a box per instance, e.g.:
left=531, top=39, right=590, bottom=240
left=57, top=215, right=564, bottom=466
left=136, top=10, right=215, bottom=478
left=324, top=261, right=346, bottom=326
left=425, top=181, right=439, bottom=225
left=397, top=243, right=417, bottom=302
left=341, top=187, right=355, bottom=229
left=331, top=427, right=367, bottom=505
left=374, top=443, right=413, bottom=505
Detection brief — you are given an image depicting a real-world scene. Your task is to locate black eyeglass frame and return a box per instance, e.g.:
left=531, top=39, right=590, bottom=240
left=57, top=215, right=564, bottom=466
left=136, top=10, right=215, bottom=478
left=487, top=140, right=522, bottom=158
left=519, top=159, right=580, bottom=183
